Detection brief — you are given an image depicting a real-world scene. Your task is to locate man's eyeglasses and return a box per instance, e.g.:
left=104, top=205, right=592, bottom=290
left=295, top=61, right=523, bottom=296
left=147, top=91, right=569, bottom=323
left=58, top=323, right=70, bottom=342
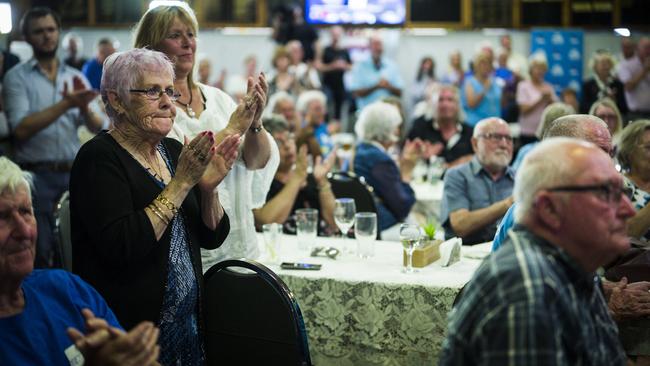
left=547, top=182, right=630, bottom=204
left=129, top=87, right=181, bottom=101
left=477, top=133, right=513, bottom=143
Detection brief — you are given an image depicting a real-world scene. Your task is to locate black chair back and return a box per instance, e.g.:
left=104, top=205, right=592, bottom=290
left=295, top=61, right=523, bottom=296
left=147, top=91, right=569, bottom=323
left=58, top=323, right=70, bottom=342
left=203, top=259, right=312, bottom=366
left=328, top=171, right=377, bottom=214
left=54, top=191, right=72, bottom=271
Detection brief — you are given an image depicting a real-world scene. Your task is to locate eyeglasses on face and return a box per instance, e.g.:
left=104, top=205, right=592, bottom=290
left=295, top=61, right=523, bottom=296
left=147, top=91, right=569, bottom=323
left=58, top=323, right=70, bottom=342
left=129, top=87, right=181, bottom=101
left=547, top=182, right=631, bottom=204
left=478, top=133, right=513, bottom=143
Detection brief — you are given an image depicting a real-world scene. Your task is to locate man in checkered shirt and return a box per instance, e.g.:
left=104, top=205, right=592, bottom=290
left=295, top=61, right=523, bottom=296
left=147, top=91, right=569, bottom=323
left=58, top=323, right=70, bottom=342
left=440, top=137, right=635, bottom=365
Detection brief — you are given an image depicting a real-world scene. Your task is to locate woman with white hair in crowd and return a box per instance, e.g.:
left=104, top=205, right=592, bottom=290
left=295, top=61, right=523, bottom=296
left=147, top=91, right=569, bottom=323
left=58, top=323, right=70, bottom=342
left=581, top=50, right=628, bottom=116
left=296, top=89, right=333, bottom=157
left=516, top=54, right=558, bottom=145
left=354, top=102, right=423, bottom=231
left=266, top=91, right=300, bottom=132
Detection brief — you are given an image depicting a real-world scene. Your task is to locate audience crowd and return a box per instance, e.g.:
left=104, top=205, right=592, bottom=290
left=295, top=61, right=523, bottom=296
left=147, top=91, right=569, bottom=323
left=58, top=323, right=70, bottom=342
left=2, top=3, right=650, bottom=365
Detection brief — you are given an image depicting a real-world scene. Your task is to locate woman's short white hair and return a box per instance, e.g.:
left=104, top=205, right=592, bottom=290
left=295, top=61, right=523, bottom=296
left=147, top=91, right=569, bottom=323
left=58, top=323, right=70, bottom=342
left=0, top=157, right=32, bottom=196
left=296, top=90, right=327, bottom=114
left=355, top=102, right=402, bottom=143
left=513, top=137, right=590, bottom=223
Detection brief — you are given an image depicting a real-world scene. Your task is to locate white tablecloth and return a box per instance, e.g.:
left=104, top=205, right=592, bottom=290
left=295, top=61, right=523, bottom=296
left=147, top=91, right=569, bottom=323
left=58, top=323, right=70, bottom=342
left=256, top=234, right=490, bottom=365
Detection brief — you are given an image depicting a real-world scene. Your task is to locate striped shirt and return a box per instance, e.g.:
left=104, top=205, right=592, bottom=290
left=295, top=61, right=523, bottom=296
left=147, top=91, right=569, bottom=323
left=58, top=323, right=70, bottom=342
left=439, top=225, right=626, bottom=366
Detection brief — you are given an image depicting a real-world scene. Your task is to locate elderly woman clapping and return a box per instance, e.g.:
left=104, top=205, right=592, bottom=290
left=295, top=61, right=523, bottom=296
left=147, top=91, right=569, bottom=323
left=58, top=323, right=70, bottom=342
left=70, top=48, right=238, bottom=365
left=354, top=102, right=421, bottom=231
left=616, top=119, right=650, bottom=243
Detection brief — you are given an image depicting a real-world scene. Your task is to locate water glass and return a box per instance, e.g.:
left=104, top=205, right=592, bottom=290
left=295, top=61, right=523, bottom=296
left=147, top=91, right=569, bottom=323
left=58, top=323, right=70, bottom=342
left=334, top=198, right=356, bottom=236
left=354, top=212, right=377, bottom=259
left=295, top=208, right=318, bottom=252
left=262, top=223, right=283, bottom=264
left=399, top=223, right=423, bottom=273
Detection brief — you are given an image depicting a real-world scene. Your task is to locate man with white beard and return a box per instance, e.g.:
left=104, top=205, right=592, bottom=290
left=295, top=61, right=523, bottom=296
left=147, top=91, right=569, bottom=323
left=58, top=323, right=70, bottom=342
left=440, top=117, right=515, bottom=244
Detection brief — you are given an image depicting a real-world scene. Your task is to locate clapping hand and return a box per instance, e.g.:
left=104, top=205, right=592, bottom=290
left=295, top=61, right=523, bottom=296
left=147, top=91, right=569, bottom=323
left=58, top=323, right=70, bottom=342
left=422, top=141, right=444, bottom=160
left=66, top=309, right=160, bottom=366
left=402, top=138, right=426, bottom=163
left=176, top=131, right=216, bottom=188
left=291, top=145, right=309, bottom=183
left=608, top=277, right=650, bottom=319
left=227, top=74, right=267, bottom=134
left=198, top=133, right=241, bottom=193
left=313, top=148, right=337, bottom=185
left=63, top=75, right=98, bottom=113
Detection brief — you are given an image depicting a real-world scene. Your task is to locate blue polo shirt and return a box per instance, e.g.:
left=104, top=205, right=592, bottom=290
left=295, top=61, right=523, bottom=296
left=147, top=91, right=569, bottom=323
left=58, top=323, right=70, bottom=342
left=348, top=56, right=403, bottom=110
left=2, top=59, right=103, bottom=163
left=440, top=156, right=515, bottom=244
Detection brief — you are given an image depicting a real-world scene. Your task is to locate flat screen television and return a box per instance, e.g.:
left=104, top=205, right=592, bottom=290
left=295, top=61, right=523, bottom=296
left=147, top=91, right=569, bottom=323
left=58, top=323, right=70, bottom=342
left=305, top=0, right=406, bottom=25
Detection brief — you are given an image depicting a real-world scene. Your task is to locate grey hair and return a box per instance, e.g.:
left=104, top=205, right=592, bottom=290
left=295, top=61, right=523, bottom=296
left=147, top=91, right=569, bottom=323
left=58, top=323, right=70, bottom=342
left=355, top=102, right=402, bottom=143
left=514, top=137, right=594, bottom=223
left=535, top=102, right=576, bottom=138
left=263, top=114, right=290, bottom=135
left=264, top=91, right=295, bottom=118
left=473, top=117, right=508, bottom=138
left=615, top=119, right=650, bottom=172
left=0, top=157, right=32, bottom=196
left=62, top=32, right=83, bottom=51
left=101, top=48, right=175, bottom=122
left=543, top=114, right=608, bottom=140
left=589, top=97, right=623, bottom=135
left=296, top=90, right=327, bottom=114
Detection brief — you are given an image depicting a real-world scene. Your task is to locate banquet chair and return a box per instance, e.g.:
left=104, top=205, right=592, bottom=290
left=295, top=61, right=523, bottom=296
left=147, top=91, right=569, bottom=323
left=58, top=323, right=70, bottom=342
left=54, top=191, right=72, bottom=271
left=328, top=171, right=377, bottom=213
left=203, top=259, right=312, bottom=366
left=328, top=171, right=380, bottom=238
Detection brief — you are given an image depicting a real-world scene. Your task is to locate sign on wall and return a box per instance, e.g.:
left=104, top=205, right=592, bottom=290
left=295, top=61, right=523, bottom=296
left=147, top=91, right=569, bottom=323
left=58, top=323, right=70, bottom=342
left=530, top=29, right=584, bottom=98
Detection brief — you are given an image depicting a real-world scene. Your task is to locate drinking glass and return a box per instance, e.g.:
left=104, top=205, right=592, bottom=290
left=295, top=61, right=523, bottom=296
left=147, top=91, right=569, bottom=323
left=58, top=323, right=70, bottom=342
left=334, top=198, right=356, bottom=236
left=295, top=208, right=318, bottom=252
left=262, top=223, right=283, bottom=264
left=400, top=223, right=423, bottom=273
left=354, top=212, right=377, bottom=259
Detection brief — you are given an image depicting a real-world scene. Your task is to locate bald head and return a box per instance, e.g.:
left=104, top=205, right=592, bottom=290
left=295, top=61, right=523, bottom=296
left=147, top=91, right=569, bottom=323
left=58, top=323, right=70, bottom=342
left=474, top=117, right=509, bottom=137
left=543, top=114, right=612, bottom=155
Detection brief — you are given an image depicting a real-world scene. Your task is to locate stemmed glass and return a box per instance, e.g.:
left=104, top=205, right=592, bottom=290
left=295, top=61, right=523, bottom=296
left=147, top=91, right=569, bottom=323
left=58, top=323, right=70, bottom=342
left=334, top=198, right=356, bottom=252
left=400, top=223, right=423, bottom=273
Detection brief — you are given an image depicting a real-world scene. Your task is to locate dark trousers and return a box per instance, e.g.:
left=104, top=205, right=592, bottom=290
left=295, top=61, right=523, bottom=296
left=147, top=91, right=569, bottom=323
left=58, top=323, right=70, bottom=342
left=30, top=168, right=70, bottom=268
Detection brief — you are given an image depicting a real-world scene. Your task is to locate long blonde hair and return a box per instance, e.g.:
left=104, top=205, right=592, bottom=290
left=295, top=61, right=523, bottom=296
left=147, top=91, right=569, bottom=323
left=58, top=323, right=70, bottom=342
left=133, top=4, right=199, bottom=89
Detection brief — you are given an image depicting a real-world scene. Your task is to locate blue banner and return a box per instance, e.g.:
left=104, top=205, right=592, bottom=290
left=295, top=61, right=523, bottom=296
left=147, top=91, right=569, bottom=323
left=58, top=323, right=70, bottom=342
left=530, top=29, right=584, bottom=98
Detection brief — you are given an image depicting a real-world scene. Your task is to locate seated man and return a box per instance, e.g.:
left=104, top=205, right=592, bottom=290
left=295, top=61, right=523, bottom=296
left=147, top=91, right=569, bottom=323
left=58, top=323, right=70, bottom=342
left=440, top=117, right=514, bottom=245
left=0, top=157, right=158, bottom=365
left=407, top=85, right=474, bottom=168
left=440, top=138, right=636, bottom=365
left=493, top=114, right=613, bottom=251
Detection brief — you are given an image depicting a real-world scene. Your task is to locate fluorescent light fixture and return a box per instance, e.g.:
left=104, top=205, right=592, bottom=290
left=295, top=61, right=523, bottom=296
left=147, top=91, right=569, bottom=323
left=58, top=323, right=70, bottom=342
left=149, top=0, right=190, bottom=11
left=482, top=28, right=508, bottom=36
left=409, top=28, right=448, bottom=36
left=0, top=4, right=12, bottom=34
left=614, top=28, right=631, bottom=37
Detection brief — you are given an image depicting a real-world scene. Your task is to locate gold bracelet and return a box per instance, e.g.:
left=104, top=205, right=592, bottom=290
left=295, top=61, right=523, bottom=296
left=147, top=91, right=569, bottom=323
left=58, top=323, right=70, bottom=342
left=152, top=201, right=174, bottom=221
left=156, top=194, right=178, bottom=215
left=147, top=204, right=170, bottom=225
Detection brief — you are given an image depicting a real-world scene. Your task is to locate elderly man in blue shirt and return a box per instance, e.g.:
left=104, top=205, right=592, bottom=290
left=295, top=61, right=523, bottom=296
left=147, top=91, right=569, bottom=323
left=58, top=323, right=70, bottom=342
left=440, top=117, right=514, bottom=245
left=3, top=7, right=105, bottom=267
left=348, top=34, right=403, bottom=111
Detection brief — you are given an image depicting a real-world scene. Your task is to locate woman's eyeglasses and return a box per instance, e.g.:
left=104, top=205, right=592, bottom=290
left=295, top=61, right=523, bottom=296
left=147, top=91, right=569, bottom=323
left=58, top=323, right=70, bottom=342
left=129, top=87, right=181, bottom=101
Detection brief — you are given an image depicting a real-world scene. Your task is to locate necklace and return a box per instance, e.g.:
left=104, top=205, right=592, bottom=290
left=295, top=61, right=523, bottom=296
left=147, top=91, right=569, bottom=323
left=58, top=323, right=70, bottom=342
left=176, top=88, right=196, bottom=118
left=111, top=130, right=166, bottom=184
left=176, top=87, right=205, bottom=118
left=142, top=147, right=165, bottom=184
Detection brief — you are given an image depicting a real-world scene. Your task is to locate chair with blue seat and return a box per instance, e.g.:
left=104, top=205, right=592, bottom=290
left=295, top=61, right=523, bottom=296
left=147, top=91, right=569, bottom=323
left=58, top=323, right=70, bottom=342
left=203, top=259, right=312, bottom=366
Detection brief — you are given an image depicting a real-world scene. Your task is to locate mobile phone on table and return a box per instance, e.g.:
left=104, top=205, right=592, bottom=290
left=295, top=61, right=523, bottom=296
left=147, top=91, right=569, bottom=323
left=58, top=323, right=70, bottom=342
left=280, top=262, right=322, bottom=270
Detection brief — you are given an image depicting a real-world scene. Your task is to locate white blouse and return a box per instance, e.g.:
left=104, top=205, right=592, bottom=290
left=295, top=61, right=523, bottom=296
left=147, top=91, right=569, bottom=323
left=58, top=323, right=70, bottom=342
left=168, top=83, right=280, bottom=271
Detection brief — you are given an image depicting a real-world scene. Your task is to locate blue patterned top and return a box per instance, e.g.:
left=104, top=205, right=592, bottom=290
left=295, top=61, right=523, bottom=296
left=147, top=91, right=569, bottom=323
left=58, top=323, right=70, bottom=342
left=150, top=144, right=204, bottom=366
left=624, top=175, right=650, bottom=241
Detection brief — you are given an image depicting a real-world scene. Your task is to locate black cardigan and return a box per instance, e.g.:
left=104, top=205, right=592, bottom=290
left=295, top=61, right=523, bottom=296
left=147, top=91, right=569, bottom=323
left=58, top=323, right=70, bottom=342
left=70, top=131, right=229, bottom=329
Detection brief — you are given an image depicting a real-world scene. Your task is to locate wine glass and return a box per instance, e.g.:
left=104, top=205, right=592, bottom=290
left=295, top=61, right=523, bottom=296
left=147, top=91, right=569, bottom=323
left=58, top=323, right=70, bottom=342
left=295, top=208, right=318, bottom=252
left=400, top=223, right=423, bottom=273
left=334, top=198, right=356, bottom=253
left=354, top=212, right=377, bottom=259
